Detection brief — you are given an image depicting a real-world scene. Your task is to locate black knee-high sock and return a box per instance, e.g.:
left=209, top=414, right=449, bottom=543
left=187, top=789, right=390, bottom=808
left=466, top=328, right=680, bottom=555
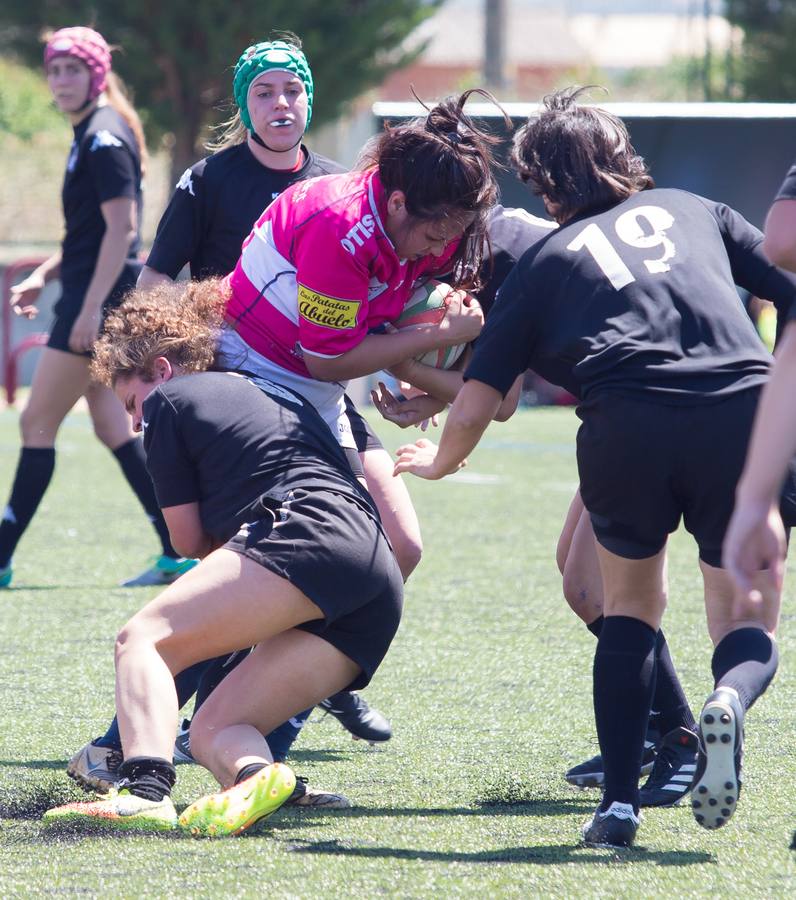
left=586, top=614, right=604, bottom=637
left=193, top=650, right=251, bottom=712
left=112, top=439, right=177, bottom=558
left=0, top=447, right=56, bottom=567
left=650, top=630, right=696, bottom=735
left=593, top=615, right=657, bottom=811
left=118, top=756, right=176, bottom=802
left=235, top=763, right=267, bottom=785
left=586, top=615, right=693, bottom=737
left=711, top=627, right=779, bottom=712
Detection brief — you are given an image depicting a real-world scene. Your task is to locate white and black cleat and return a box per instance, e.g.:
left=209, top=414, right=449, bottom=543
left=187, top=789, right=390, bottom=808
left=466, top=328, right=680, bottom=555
left=173, top=718, right=195, bottom=764
left=565, top=751, right=606, bottom=789
left=691, top=687, right=743, bottom=830
left=581, top=801, right=640, bottom=849
left=566, top=740, right=657, bottom=789
left=318, top=691, right=392, bottom=745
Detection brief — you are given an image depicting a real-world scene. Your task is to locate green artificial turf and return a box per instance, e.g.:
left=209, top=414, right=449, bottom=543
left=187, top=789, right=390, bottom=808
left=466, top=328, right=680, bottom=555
left=0, top=405, right=794, bottom=898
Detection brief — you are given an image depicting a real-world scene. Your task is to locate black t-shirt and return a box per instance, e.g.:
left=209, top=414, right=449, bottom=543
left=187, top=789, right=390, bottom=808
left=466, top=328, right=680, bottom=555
left=142, top=371, right=378, bottom=543
left=145, top=143, right=346, bottom=279
left=775, top=163, right=796, bottom=202
left=467, top=188, right=796, bottom=404
left=773, top=163, right=796, bottom=331
left=478, top=205, right=557, bottom=315
left=60, top=105, right=142, bottom=304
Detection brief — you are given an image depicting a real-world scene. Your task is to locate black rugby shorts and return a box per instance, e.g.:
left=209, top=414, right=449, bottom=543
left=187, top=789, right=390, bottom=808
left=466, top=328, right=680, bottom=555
left=344, top=395, right=384, bottom=453
left=577, top=389, right=761, bottom=567
left=225, top=487, right=403, bottom=689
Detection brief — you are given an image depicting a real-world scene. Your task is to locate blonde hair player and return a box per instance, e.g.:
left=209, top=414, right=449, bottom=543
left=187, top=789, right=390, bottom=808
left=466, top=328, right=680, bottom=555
left=1, top=26, right=191, bottom=589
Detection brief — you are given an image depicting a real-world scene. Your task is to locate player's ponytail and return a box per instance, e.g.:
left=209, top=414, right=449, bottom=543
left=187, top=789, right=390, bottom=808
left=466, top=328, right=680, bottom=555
left=511, top=86, right=654, bottom=223
left=104, top=72, right=149, bottom=175
left=92, top=279, right=229, bottom=386
left=358, top=89, right=506, bottom=289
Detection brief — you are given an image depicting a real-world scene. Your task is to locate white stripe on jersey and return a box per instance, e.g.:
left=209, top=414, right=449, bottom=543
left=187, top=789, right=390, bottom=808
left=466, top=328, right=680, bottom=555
left=368, top=179, right=390, bottom=243
left=240, top=219, right=300, bottom=325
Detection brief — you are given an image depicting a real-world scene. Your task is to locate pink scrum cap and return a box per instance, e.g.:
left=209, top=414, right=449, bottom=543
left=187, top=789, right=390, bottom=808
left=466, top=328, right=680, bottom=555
left=44, top=27, right=112, bottom=102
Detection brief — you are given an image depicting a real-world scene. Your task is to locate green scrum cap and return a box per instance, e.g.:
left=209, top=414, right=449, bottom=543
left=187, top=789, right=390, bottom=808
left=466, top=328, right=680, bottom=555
left=233, top=40, right=314, bottom=131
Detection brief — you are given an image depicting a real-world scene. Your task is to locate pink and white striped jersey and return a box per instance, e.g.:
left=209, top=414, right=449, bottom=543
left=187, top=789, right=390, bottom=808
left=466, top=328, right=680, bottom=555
left=225, top=169, right=457, bottom=377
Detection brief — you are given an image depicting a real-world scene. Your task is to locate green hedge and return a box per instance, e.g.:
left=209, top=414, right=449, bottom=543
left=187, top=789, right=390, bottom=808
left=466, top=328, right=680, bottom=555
left=0, top=57, right=67, bottom=142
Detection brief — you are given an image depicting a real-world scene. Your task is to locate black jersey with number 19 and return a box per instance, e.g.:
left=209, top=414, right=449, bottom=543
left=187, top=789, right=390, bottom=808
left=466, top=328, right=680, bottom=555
left=467, top=188, right=796, bottom=404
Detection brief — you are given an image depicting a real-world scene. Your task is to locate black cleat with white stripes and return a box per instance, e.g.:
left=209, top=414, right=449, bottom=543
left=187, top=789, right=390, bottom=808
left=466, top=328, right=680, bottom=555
left=639, top=726, right=698, bottom=807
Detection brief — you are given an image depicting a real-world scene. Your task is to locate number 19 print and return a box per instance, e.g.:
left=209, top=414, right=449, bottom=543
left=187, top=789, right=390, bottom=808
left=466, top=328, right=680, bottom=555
left=567, top=205, right=676, bottom=290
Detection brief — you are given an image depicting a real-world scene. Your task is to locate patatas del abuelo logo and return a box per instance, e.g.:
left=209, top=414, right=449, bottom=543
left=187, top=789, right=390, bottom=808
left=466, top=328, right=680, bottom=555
left=298, top=285, right=360, bottom=330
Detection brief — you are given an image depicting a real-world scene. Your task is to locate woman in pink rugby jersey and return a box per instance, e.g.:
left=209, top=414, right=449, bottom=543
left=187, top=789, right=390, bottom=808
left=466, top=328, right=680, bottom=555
left=221, top=90, right=499, bottom=579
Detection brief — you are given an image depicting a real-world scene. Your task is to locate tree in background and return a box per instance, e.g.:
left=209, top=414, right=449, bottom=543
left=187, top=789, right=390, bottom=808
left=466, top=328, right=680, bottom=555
left=724, top=0, right=796, bottom=101
left=0, top=0, right=441, bottom=180
left=0, top=55, right=65, bottom=141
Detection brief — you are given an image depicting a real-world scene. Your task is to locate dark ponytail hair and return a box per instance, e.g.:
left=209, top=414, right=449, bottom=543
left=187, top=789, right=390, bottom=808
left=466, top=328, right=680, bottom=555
left=511, top=86, right=654, bottom=223
left=359, top=89, right=504, bottom=288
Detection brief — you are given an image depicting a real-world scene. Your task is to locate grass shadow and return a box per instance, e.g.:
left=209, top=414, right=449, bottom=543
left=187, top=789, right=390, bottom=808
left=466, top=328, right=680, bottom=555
left=283, top=748, right=353, bottom=764
left=5, top=821, right=188, bottom=843
left=0, top=759, right=69, bottom=770
left=0, top=585, right=64, bottom=592
left=285, top=837, right=716, bottom=866
left=0, top=584, right=110, bottom=591
left=268, top=800, right=597, bottom=832
left=0, top=774, right=85, bottom=819
left=477, top=796, right=597, bottom=816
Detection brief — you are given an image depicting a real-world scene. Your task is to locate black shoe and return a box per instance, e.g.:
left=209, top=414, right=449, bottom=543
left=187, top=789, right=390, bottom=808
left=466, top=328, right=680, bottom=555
left=639, top=726, right=698, bottom=807
left=691, top=688, right=744, bottom=830
left=581, top=801, right=640, bottom=849
left=173, top=718, right=195, bottom=764
left=284, top=775, right=352, bottom=809
left=565, top=729, right=658, bottom=789
left=318, top=691, right=392, bottom=744
left=66, top=739, right=123, bottom=794
left=791, top=831, right=796, bottom=851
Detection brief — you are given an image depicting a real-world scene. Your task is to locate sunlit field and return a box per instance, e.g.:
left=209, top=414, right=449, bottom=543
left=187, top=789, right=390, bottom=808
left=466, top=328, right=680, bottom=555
left=0, top=405, right=794, bottom=897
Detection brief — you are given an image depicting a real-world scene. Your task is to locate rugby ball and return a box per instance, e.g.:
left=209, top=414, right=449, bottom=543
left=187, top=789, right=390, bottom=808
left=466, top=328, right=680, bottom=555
left=395, top=280, right=468, bottom=369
